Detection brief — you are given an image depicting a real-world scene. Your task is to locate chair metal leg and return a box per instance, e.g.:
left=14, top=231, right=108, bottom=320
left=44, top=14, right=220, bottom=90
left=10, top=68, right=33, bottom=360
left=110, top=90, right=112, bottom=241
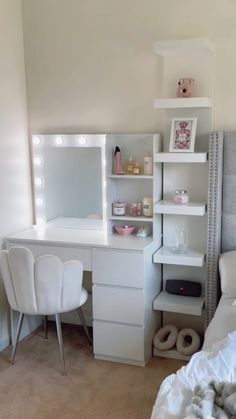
left=10, top=308, right=14, bottom=346
left=55, top=313, right=66, bottom=375
left=43, top=315, right=48, bottom=339
left=77, top=307, right=93, bottom=348
left=11, top=312, right=24, bottom=365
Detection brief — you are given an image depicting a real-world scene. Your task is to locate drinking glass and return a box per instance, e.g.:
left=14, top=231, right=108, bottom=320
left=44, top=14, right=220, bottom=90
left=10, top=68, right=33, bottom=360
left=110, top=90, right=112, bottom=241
left=172, top=229, right=187, bottom=253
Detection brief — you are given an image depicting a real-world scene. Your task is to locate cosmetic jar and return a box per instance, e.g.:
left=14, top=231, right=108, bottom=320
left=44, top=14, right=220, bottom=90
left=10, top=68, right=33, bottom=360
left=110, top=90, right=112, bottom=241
left=112, top=200, right=126, bottom=216
left=173, top=190, right=189, bottom=204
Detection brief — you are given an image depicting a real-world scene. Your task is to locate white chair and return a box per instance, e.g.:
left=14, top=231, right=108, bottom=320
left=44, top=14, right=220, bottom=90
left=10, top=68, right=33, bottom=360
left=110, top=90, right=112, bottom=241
left=0, top=246, right=92, bottom=374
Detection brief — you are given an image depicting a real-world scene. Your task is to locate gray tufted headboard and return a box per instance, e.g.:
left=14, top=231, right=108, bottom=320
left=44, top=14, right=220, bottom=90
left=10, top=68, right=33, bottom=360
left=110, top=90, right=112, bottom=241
left=221, top=133, right=236, bottom=252
left=206, top=131, right=236, bottom=326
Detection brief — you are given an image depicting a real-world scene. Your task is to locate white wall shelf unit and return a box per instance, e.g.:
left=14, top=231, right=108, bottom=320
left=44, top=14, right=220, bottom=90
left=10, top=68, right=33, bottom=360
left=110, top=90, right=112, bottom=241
left=153, top=38, right=214, bottom=56
left=154, top=152, right=208, bottom=163
left=109, top=215, right=153, bottom=222
left=153, top=97, right=212, bottom=109
left=152, top=37, right=214, bottom=361
left=153, top=291, right=204, bottom=316
left=154, top=201, right=206, bottom=216
left=153, top=246, right=205, bottom=267
left=109, top=175, right=153, bottom=180
left=106, top=134, right=162, bottom=237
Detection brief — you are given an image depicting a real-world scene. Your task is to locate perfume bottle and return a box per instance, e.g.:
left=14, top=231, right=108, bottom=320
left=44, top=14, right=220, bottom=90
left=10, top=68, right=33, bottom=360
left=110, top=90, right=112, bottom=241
left=133, top=161, right=140, bottom=175
left=114, top=146, right=124, bottom=175
left=126, top=156, right=134, bottom=174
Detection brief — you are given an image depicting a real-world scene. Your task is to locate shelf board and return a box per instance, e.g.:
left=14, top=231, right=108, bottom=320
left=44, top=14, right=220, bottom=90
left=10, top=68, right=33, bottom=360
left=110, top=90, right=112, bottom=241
left=154, top=200, right=206, bottom=216
left=154, top=152, right=208, bottom=163
left=154, top=38, right=214, bottom=56
left=110, top=215, right=153, bottom=222
left=153, top=291, right=205, bottom=316
left=153, top=97, right=212, bottom=109
left=109, top=175, right=153, bottom=180
left=153, top=246, right=205, bottom=267
left=153, top=347, right=191, bottom=361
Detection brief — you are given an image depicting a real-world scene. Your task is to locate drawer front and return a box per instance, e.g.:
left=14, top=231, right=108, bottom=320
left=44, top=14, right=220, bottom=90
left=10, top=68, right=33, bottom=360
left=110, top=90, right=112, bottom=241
left=7, top=242, right=92, bottom=271
left=93, top=320, right=144, bottom=362
left=93, top=249, right=143, bottom=287
left=93, top=284, right=144, bottom=325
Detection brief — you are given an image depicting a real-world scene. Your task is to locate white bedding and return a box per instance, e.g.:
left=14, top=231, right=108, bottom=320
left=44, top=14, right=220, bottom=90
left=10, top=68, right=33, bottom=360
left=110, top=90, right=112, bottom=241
left=151, top=331, right=236, bottom=419
left=203, top=295, right=236, bottom=350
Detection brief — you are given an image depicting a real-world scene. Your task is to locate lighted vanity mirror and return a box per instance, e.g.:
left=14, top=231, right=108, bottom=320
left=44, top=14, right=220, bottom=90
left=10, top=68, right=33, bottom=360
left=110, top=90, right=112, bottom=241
left=32, top=134, right=106, bottom=230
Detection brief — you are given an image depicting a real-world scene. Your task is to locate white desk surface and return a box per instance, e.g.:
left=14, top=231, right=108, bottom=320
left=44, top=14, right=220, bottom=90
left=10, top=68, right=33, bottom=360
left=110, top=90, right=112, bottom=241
left=6, top=226, right=156, bottom=252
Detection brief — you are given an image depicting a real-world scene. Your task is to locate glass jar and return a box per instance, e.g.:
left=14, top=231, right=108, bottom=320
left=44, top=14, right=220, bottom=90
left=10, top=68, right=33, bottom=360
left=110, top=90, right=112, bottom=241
left=112, top=200, right=126, bottom=216
left=173, top=190, right=189, bottom=204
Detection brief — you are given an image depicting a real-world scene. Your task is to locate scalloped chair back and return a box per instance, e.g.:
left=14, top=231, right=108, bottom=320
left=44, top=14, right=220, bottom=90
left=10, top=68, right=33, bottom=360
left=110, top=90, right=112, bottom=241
left=0, top=247, right=92, bottom=374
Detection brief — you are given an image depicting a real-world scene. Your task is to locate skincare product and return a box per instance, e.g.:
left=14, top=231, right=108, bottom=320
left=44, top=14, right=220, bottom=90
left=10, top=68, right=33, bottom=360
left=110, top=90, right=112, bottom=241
left=143, top=197, right=153, bottom=217
left=143, top=151, right=153, bottom=176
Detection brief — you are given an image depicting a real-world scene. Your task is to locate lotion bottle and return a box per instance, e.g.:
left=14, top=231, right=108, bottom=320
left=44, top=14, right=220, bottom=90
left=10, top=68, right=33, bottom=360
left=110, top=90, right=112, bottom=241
left=143, top=151, right=153, bottom=175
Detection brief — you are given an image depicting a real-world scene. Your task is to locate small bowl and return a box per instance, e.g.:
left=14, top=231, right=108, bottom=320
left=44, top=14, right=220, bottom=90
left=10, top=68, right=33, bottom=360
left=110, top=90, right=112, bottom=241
left=114, top=225, right=136, bottom=235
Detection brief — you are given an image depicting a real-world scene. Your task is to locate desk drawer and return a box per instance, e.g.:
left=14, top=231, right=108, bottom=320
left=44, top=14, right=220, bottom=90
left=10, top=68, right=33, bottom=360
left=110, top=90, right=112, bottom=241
left=93, top=320, right=144, bottom=362
left=93, top=284, right=144, bottom=325
left=7, top=242, right=92, bottom=271
left=93, top=249, right=143, bottom=287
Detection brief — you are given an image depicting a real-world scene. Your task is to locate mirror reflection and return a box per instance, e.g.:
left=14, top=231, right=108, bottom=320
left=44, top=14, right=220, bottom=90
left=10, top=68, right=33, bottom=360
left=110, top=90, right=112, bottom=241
left=32, top=135, right=105, bottom=230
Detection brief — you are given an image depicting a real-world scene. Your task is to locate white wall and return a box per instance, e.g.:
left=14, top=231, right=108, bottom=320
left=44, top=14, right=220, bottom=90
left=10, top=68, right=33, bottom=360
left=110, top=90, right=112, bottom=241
left=22, top=0, right=236, bottom=134
left=0, top=0, right=32, bottom=349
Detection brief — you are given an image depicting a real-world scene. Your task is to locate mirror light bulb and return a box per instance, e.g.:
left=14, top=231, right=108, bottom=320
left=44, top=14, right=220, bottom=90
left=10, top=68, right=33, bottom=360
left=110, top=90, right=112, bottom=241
left=33, top=136, right=41, bottom=145
left=36, top=198, right=44, bottom=207
left=37, top=217, right=45, bottom=226
left=35, top=177, right=43, bottom=186
left=78, top=136, right=86, bottom=145
left=34, top=157, right=43, bottom=166
left=55, top=136, right=63, bottom=145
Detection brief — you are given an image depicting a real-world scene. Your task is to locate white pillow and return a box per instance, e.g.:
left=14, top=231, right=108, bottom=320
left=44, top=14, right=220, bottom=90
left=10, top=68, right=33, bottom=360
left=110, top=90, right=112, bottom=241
left=219, top=251, right=236, bottom=296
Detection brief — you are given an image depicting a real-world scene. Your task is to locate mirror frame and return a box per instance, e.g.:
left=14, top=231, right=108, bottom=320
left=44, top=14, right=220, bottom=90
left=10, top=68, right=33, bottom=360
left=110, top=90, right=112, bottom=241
left=31, top=134, right=107, bottom=230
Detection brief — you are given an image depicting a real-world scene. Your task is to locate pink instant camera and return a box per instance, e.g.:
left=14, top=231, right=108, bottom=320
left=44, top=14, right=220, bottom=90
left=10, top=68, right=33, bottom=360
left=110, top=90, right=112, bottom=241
left=177, top=78, right=195, bottom=98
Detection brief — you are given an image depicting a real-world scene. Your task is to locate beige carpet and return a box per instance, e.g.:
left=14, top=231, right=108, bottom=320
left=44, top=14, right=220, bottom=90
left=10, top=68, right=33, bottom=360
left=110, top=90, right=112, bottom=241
left=0, top=323, right=185, bottom=419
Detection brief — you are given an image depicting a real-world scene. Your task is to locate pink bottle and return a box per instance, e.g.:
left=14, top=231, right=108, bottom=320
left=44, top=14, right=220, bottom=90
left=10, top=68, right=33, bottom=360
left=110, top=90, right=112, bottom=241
left=114, top=146, right=124, bottom=175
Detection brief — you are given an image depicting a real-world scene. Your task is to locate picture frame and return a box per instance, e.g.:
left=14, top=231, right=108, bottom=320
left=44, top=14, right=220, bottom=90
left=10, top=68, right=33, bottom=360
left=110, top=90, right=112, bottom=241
left=169, top=117, right=197, bottom=152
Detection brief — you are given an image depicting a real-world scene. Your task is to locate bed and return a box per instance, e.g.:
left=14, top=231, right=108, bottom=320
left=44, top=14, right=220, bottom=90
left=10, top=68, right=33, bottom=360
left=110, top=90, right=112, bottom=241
left=151, top=132, right=236, bottom=418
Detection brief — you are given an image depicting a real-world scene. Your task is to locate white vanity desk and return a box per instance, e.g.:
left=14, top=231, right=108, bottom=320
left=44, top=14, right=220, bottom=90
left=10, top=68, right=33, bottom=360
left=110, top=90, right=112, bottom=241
left=6, top=226, right=161, bottom=367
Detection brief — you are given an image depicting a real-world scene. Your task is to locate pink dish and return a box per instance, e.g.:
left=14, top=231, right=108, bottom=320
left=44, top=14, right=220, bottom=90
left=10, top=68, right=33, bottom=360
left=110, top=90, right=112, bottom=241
left=114, top=225, right=136, bottom=235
